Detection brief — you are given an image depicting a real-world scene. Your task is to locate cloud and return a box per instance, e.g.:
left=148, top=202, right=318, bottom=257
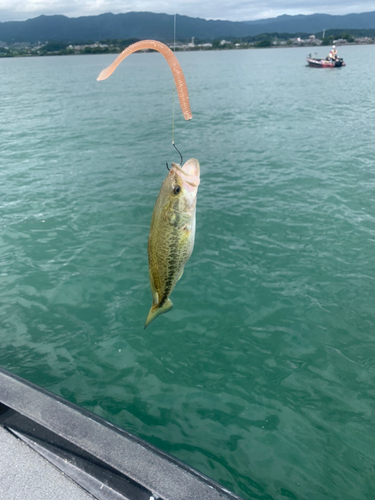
left=0, top=0, right=374, bottom=22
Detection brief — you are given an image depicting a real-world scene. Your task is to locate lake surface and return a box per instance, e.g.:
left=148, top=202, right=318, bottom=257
left=1, top=45, right=375, bottom=500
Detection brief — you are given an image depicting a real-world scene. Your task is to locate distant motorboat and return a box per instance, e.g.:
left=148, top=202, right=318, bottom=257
left=307, top=54, right=346, bottom=68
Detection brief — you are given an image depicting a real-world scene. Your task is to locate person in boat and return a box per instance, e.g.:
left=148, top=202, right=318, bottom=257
left=327, top=45, right=338, bottom=61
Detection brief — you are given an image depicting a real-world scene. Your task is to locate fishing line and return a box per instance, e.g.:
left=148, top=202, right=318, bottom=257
left=166, top=16, right=179, bottom=172
left=172, top=13, right=176, bottom=146
left=165, top=14, right=177, bottom=172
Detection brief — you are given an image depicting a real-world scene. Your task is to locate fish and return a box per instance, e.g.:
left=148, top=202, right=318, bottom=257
left=144, top=158, right=200, bottom=329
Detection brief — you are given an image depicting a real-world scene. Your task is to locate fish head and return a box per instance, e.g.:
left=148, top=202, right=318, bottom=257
left=166, top=158, right=200, bottom=213
left=155, top=158, right=200, bottom=227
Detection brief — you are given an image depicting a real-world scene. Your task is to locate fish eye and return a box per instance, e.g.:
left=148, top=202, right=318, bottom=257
left=173, top=185, right=181, bottom=195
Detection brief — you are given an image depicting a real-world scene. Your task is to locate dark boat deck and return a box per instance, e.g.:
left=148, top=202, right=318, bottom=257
left=0, top=368, right=244, bottom=500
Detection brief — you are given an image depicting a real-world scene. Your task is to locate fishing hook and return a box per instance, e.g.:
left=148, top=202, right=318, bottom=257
left=172, top=141, right=183, bottom=166
left=166, top=142, right=183, bottom=171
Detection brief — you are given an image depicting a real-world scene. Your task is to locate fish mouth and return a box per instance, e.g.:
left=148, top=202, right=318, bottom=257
left=171, top=158, right=200, bottom=191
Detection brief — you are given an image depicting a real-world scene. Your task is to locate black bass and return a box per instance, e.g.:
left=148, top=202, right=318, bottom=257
left=145, top=158, right=200, bottom=329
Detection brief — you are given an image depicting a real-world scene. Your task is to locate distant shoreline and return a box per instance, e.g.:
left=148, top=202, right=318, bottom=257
left=1, top=39, right=374, bottom=59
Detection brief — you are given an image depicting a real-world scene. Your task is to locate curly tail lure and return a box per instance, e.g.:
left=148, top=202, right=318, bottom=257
left=97, top=40, right=192, bottom=121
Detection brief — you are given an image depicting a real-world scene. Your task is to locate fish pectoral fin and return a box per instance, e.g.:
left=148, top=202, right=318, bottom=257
left=168, top=210, right=191, bottom=229
left=177, top=213, right=191, bottom=229
left=168, top=212, right=178, bottom=227
left=144, top=299, right=173, bottom=330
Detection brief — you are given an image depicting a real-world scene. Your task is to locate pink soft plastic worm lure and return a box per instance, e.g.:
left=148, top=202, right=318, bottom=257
left=97, top=40, right=192, bottom=121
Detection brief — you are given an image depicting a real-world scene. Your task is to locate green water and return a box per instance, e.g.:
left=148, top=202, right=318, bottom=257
left=1, top=46, right=375, bottom=499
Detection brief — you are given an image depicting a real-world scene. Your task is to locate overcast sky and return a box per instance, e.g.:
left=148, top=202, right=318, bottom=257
left=0, top=0, right=374, bottom=23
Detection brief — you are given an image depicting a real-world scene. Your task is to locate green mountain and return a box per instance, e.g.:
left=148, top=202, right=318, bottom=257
left=244, top=12, right=375, bottom=33
left=1, top=11, right=375, bottom=44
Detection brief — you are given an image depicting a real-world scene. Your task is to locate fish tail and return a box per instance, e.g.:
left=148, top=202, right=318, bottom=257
left=144, top=299, right=173, bottom=330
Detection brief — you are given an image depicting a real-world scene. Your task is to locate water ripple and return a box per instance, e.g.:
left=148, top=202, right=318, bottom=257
left=1, top=47, right=375, bottom=500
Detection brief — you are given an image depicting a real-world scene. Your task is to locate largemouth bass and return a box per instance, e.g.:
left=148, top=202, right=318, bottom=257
left=145, top=158, right=200, bottom=329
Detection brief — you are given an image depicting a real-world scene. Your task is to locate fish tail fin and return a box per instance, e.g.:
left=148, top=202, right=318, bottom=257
left=144, top=299, right=173, bottom=330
